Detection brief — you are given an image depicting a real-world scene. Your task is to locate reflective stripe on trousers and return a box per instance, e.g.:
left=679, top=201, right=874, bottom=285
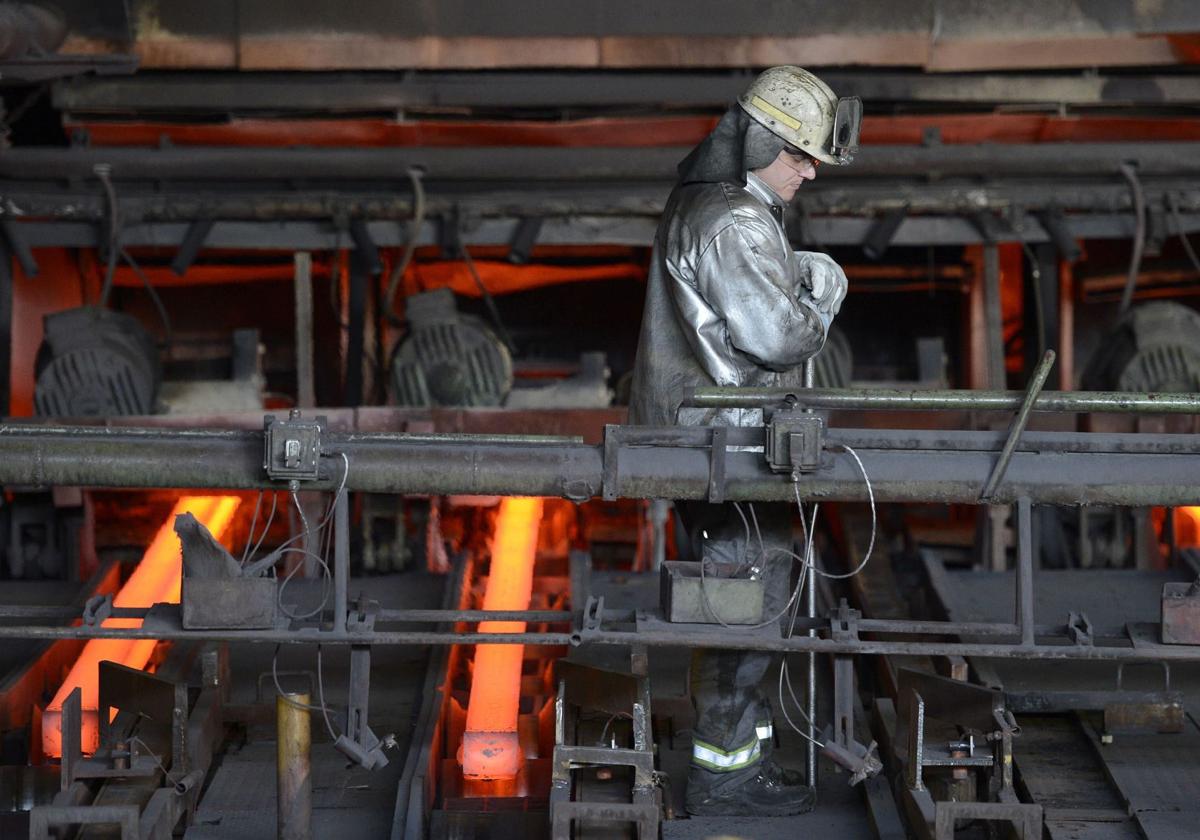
left=756, top=722, right=773, bottom=741
left=692, top=737, right=762, bottom=772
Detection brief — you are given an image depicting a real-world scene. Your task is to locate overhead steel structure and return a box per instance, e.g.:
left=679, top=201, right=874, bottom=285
left=1, top=387, right=1199, bottom=667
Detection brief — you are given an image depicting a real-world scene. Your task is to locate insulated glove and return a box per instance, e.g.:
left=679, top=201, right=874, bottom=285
left=795, top=251, right=848, bottom=317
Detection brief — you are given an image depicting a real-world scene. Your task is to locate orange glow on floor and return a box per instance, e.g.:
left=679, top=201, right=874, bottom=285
left=42, top=495, right=241, bottom=758
left=461, top=497, right=543, bottom=780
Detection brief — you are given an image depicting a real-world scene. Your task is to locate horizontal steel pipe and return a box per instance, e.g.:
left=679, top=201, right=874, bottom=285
left=5, top=143, right=1200, bottom=183
left=0, top=620, right=1195, bottom=663
left=685, top=386, right=1200, bottom=414
left=376, top=608, right=573, bottom=623
left=1, top=423, right=1200, bottom=505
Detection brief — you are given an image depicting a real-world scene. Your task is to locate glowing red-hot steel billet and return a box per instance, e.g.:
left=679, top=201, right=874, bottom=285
left=42, top=495, right=242, bottom=758
left=461, top=496, right=544, bottom=780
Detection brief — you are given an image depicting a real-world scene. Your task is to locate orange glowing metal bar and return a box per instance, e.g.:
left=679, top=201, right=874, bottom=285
left=1176, top=507, right=1200, bottom=546
left=42, top=495, right=241, bottom=758
left=461, top=496, right=543, bottom=780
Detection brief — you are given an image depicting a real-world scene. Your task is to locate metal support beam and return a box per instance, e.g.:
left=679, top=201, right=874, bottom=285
left=293, top=252, right=315, bottom=409
left=1015, top=497, right=1036, bottom=647
left=344, top=248, right=368, bottom=407
left=3, top=423, right=1200, bottom=505
left=333, top=490, right=348, bottom=636
left=983, top=243, right=1005, bottom=390
left=0, top=238, right=11, bottom=416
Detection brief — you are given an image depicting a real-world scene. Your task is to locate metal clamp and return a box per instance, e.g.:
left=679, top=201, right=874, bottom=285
left=829, top=599, right=860, bottom=642
left=708, top=426, right=727, bottom=503
left=1067, top=611, right=1094, bottom=646
left=83, top=593, right=113, bottom=626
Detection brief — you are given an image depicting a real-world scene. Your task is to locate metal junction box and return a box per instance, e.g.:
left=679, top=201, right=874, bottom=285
left=765, top=410, right=823, bottom=473
left=660, top=561, right=765, bottom=625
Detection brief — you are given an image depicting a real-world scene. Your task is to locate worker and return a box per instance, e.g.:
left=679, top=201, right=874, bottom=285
left=628, top=66, right=860, bottom=816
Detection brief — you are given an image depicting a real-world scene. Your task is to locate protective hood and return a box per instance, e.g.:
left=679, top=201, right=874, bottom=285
left=676, top=105, right=786, bottom=187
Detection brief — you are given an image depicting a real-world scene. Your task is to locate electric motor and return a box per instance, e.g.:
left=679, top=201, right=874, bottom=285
left=1083, top=301, right=1200, bottom=393
left=390, top=289, right=513, bottom=407
left=33, top=307, right=160, bottom=417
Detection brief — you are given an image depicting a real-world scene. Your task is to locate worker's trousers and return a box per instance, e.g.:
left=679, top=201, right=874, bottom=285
left=677, top=501, right=795, bottom=799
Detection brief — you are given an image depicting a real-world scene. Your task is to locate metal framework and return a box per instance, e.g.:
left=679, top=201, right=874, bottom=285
left=1, top=387, right=1199, bottom=668
left=3, top=142, right=1200, bottom=253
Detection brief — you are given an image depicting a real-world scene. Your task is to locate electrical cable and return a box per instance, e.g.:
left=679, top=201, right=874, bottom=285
left=95, top=164, right=120, bottom=308
left=128, top=736, right=172, bottom=776
left=315, top=644, right=340, bottom=741
left=1167, top=192, right=1200, bottom=277
left=252, top=454, right=348, bottom=615
left=1017, top=240, right=1047, bottom=362
left=788, top=445, right=876, bottom=580
left=777, top=500, right=825, bottom=748
left=264, top=453, right=350, bottom=565
left=272, top=646, right=327, bottom=712
left=730, top=501, right=756, bottom=576
left=462, top=245, right=517, bottom=353
left=598, top=712, right=632, bottom=748
left=1117, top=162, right=1146, bottom=318
left=119, top=247, right=174, bottom=356
left=272, top=644, right=340, bottom=743
left=776, top=666, right=825, bottom=749
left=240, top=491, right=264, bottom=566
left=291, top=488, right=311, bottom=551
left=276, top=545, right=333, bottom=621
left=773, top=445, right=878, bottom=749
left=382, top=167, right=426, bottom=327
left=243, top=491, right=279, bottom=570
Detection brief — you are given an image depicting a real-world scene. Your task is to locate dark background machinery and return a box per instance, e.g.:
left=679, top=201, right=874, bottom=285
left=2, top=2, right=1200, bottom=840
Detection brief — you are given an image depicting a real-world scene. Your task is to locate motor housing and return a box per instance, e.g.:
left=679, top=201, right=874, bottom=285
left=390, top=289, right=513, bottom=407
left=1083, top=301, right=1200, bottom=393
left=34, top=306, right=160, bottom=417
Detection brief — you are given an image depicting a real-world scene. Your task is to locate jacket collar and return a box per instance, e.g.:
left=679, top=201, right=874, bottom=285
left=744, top=171, right=785, bottom=215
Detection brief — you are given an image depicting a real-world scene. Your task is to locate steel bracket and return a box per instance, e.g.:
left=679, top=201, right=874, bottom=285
left=1067, top=610, right=1094, bottom=646
left=830, top=599, right=861, bottom=642
left=83, top=593, right=113, bottom=626
left=934, top=801, right=1043, bottom=840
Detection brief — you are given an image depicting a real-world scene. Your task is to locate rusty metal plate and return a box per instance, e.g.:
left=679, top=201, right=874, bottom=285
left=1161, top=582, right=1200, bottom=645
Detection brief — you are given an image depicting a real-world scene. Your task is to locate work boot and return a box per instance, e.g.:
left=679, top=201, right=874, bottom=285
left=685, top=770, right=816, bottom=817
left=762, top=760, right=807, bottom=787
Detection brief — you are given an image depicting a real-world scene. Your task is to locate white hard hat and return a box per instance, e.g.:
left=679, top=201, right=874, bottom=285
left=738, top=66, right=861, bottom=165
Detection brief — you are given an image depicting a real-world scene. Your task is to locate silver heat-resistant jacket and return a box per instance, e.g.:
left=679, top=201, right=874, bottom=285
left=628, top=172, right=844, bottom=428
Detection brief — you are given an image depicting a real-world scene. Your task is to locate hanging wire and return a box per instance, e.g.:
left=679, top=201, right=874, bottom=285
left=462, top=245, right=516, bottom=353
left=118, top=247, right=174, bottom=356
left=1167, top=191, right=1200, bottom=276
left=242, top=492, right=279, bottom=570
left=272, top=644, right=340, bottom=742
left=788, top=446, right=876, bottom=581
left=94, top=164, right=120, bottom=307
left=1117, top=162, right=1146, bottom=318
left=240, top=491, right=264, bottom=566
left=1017, top=239, right=1047, bottom=361
left=382, top=167, right=426, bottom=326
